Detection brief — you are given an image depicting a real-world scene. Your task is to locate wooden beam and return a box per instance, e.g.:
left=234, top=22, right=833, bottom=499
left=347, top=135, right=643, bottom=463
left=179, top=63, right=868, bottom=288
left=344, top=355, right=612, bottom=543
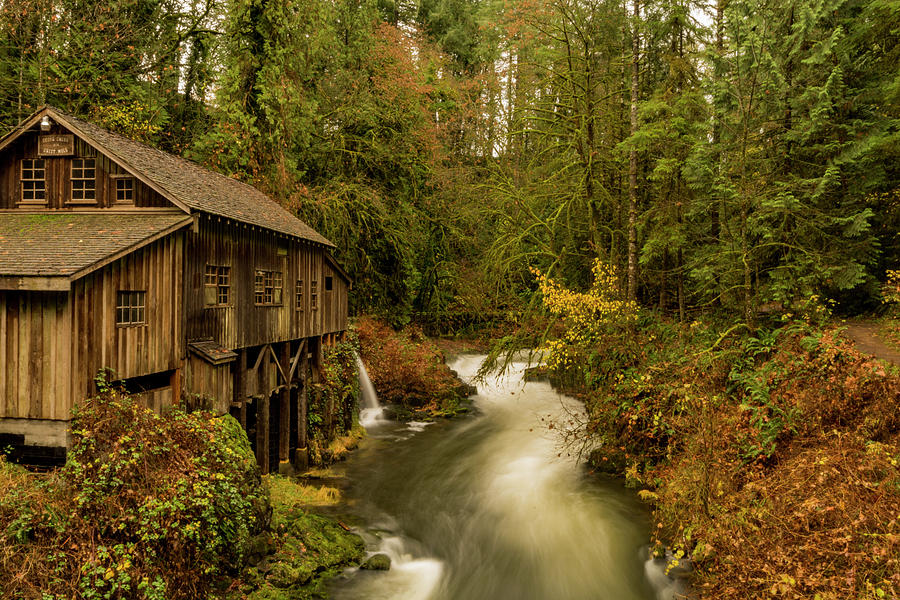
left=297, top=344, right=309, bottom=459
left=0, top=276, right=69, bottom=291
left=287, top=339, right=307, bottom=382
left=234, top=349, right=247, bottom=428
left=256, top=393, right=269, bottom=475
left=250, top=344, right=269, bottom=373
left=278, top=342, right=290, bottom=464
left=267, top=344, right=288, bottom=385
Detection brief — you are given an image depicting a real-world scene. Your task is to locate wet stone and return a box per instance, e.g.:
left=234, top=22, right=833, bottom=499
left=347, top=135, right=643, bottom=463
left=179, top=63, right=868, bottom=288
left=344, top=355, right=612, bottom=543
left=360, top=553, right=392, bottom=571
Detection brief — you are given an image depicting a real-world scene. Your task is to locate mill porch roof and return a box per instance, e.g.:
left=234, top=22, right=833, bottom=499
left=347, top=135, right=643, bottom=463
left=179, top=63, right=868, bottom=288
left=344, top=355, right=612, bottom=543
left=0, top=212, right=192, bottom=282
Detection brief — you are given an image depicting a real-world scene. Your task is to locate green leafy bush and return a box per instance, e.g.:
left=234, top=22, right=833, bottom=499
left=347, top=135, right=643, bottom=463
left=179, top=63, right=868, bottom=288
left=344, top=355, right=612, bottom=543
left=306, top=335, right=366, bottom=465
left=1, top=388, right=269, bottom=599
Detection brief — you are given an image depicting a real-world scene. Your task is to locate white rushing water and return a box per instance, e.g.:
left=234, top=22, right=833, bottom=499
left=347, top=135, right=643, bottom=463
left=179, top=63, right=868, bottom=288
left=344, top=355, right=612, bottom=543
left=334, top=354, right=686, bottom=600
left=357, top=354, right=386, bottom=428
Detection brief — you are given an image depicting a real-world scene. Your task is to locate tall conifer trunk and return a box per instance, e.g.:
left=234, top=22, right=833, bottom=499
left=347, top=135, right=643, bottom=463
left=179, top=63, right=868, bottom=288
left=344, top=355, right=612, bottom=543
left=627, top=0, right=640, bottom=302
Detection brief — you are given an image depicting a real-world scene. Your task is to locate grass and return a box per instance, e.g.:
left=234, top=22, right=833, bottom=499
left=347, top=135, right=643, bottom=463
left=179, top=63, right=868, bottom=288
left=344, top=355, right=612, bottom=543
left=265, top=474, right=342, bottom=508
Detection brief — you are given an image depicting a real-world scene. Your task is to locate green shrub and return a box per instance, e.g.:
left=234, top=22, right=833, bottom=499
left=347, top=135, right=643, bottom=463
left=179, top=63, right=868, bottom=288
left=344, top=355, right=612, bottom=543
left=1, top=388, right=269, bottom=599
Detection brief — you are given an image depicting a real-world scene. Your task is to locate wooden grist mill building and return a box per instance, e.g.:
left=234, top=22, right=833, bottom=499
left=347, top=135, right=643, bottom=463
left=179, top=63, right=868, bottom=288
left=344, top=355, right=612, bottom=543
left=0, top=106, right=349, bottom=472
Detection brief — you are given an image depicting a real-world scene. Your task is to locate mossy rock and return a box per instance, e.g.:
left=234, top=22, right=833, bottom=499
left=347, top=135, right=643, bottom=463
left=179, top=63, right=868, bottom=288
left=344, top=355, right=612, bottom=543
left=247, top=532, right=278, bottom=565
left=279, top=510, right=365, bottom=570
left=267, top=562, right=311, bottom=588
left=361, top=553, right=391, bottom=570
left=240, top=508, right=364, bottom=600
left=588, top=448, right=628, bottom=475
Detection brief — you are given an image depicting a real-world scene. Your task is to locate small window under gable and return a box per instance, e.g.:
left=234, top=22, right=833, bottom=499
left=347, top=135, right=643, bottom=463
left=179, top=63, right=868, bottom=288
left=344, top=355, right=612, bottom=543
left=115, top=177, right=134, bottom=204
left=20, top=159, right=47, bottom=205
left=70, top=158, right=96, bottom=204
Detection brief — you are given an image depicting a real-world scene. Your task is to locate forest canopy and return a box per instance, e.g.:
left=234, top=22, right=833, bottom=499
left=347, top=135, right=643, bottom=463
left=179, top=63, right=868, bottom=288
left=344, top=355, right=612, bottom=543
left=2, top=0, right=898, bottom=324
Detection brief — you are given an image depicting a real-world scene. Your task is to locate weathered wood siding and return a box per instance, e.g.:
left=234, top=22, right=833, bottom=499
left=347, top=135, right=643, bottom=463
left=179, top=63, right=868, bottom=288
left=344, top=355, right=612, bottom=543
left=71, top=232, right=184, bottom=404
left=0, top=127, right=172, bottom=209
left=184, top=355, right=233, bottom=414
left=131, top=387, right=174, bottom=414
left=185, top=216, right=347, bottom=349
left=0, top=291, right=71, bottom=420
left=322, top=262, right=349, bottom=335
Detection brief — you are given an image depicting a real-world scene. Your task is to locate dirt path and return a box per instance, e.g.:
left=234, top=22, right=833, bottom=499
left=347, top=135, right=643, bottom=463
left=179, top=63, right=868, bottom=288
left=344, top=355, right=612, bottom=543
left=842, top=321, right=900, bottom=365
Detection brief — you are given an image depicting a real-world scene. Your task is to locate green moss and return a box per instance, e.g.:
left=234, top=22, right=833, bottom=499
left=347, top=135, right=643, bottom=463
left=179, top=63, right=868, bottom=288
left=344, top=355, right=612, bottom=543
left=230, top=474, right=364, bottom=600
left=265, top=474, right=341, bottom=508
left=240, top=509, right=364, bottom=600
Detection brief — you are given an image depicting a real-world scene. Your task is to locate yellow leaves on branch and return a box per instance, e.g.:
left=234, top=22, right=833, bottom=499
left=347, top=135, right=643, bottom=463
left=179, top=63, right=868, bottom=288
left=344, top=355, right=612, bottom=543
left=532, top=259, right=636, bottom=370
left=882, top=269, right=900, bottom=305
left=532, top=259, right=635, bottom=327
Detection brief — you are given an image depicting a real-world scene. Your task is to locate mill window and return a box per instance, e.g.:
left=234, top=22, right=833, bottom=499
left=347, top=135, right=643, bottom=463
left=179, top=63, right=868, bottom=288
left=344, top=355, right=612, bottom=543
left=20, top=159, right=46, bottom=204
left=254, top=270, right=283, bottom=305
left=296, top=279, right=304, bottom=311
left=310, top=280, right=318, bottom=311
left=71, top=158, right=96, bottom=202
left=116, top=291, right=146, bottom=326
left=204, top=265, right=231, bottom=306
left=115, top=177, right=134, bottom=203
left=325, top=276, right=333, bottom=291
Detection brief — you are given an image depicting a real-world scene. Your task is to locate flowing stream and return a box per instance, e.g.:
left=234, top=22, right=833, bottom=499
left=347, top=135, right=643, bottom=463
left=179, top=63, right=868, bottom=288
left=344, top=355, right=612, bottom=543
left=334, top=354, right=685, bottom=600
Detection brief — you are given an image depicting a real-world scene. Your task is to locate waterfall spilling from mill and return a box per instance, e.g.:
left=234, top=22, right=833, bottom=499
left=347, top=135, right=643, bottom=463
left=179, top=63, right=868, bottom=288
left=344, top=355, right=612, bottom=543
left=356, top=354, right=386, bottom=428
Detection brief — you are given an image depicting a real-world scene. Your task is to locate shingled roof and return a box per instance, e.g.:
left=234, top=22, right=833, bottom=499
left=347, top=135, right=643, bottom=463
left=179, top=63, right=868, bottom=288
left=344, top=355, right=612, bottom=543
left=0, top=107, right=332, bottom=247
left=0, top=212, right=192, bottom=277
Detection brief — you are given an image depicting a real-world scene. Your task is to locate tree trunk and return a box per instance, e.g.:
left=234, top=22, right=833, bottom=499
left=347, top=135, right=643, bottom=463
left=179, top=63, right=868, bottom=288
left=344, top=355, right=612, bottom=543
left=659, top=250, right=668, bottom=312
left=677, top=247, right=686, bottom=322
left=627, top=0, right=640, bottom=303
left=710, top=0, right=725, bottom=303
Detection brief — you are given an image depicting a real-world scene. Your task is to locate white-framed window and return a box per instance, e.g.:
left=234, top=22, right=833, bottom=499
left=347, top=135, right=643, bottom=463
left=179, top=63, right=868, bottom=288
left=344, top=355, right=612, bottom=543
left=116, top=291, right=146, bottom=326
left=254, top=270, right=283, bottom=305
left=71, top=158, right=96, bottom=202
left=20, top=159, right=46, bottom=204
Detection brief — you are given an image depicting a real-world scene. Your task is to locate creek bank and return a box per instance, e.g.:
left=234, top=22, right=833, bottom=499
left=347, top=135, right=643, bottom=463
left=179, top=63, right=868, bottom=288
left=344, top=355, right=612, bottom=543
left=355, top=316, right=476, bottom=421
left=228, top=475, right=366, bottom=600
left=537, top=314, right=900, bottom=599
